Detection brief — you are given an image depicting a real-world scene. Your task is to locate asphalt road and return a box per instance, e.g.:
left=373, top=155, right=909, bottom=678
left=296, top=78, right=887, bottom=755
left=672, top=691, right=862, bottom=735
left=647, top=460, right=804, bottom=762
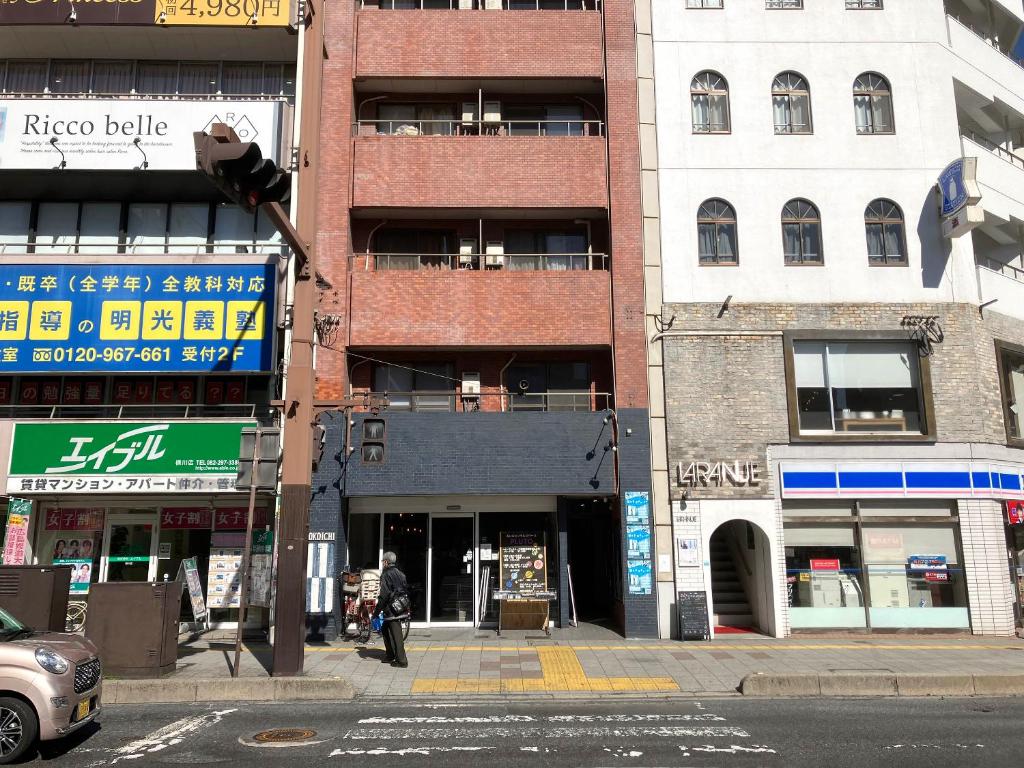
left=28, top=697, right=1023, bottom=767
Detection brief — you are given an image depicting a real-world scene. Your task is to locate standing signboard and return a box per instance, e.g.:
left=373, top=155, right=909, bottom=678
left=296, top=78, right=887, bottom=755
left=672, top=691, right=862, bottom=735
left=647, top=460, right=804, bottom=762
left=496, top=532, right=553, bottom=633
left=181, top=557, right=207, bottom=621
left=54, top=559, right=93, bottom=593
left=1, top=499, right=31, bottom=565
left=249, top=531, right=274, bottom=609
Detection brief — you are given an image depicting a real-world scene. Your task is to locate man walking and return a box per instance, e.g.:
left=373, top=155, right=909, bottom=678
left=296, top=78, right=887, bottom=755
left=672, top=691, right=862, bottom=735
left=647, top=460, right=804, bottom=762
left=378, top=551, right=409, bottom=668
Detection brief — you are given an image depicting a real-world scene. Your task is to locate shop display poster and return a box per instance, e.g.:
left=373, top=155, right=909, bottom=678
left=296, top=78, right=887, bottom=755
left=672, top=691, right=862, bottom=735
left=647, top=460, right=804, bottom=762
left=499, top=532, right=547, bottom=596
left=55, top=559, right=93, bottom=594
left=626, top=524, right=652, bottom=557
left=676, top=536, right=700, bottom=567
left=1, top=499, right=31, bottom=565
left=627, top=558, right=652, bottom=595
left=181, top=557, right=207, bottom=621
left=624, top=491, right=650, bottom=524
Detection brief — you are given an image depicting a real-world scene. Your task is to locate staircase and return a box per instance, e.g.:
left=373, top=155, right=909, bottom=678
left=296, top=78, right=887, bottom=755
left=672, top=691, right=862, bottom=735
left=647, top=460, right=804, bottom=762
left=709, top=536, right=753, bottom=628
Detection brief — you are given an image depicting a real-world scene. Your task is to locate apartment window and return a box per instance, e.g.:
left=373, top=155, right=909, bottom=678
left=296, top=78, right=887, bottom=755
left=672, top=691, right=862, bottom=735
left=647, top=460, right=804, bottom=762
left=4, top=61, right=47, bottom=93
left=997, top=341, right=1024, bottom=445
left=221, top=63, right=264, bottom=96
left=373, top=228, right=455, bottom=269
left=508, top=363, right=591, bottom=411
left=853, top=72, right=894, bottom=134
left=505, top=229, right=588, bottom=271
left=865, top=198, right=906, bottom=266
left=697, top=198, right=738, bottom=265
left=766, top=0, right=802, bottom=7
left=686, top=0, right=722, bottom=6
left=376, top=103, right=455, bottom=136
left=782, top=199, right=822, bottom=265
left=846, top=0, right=882, bottom=7
left=772, top=72, right=812, bottom=134
left=48, top=61, right=91, bottom=94
left=136, top=61, right=179, bottom=95
left=92, top=61, right=134, bottom=94
left=178, top=62, right=219, bottom=96
left=373, top=363, right=453, bottom=411
left=691, top=71, right=730, bottom=133
left=788, top=337, right=930, bottom=437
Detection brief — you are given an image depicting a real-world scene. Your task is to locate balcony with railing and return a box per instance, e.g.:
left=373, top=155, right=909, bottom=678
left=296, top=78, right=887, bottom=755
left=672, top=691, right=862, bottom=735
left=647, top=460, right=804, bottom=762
left=961, top=132, right=1024, bottom=223
left=946, top=2, right=1024, bottom=109
left=352, top=389, right=610, bottom=413
left=974, top=241, right=1024, bottom=322
left=354, top=5, right=603, bottom=79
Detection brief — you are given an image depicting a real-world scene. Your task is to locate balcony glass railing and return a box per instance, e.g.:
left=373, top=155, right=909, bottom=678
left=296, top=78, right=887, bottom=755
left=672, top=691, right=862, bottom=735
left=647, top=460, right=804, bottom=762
left=366, top=252, right=608, bottom=271
left=356, top=119, right=604, bottom=136
left=948, top=14, right=1024, bottom=71
left=360, top=390, right=610, bottom=412
left=977, top=254, right=1024, bottom=283
left=363, top=0, right=600, bottom=9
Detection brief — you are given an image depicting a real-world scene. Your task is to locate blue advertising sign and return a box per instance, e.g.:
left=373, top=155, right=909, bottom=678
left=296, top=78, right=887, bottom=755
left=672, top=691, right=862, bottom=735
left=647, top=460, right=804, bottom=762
left=0, top=263, right=275, bottom=373
left=939, top=158, right=969, bottom=218
left=627, top=558, right=652, bottom=595
left=624, top=490, right=650, bottom=524
left=626, top=524, right=652, bottom=557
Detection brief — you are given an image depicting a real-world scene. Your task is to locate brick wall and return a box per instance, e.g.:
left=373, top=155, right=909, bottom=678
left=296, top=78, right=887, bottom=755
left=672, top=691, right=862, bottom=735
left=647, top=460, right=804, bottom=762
left=352, top=136, right=608, bottom=209
left=348, top=269, right=611, bottom=347
left=355, top=10, right=604, bottom=79
left=661, top=302, right=1024, bottom=501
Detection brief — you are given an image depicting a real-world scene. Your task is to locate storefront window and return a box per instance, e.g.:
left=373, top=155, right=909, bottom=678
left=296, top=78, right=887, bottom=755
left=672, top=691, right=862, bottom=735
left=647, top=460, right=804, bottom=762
left=346, top=513, right=381, bottom=571
left=785, top=524, right=866, bottom=628
left=383, top=513, right=428, bottom=622
left=862, top=524, right=969, bottom=628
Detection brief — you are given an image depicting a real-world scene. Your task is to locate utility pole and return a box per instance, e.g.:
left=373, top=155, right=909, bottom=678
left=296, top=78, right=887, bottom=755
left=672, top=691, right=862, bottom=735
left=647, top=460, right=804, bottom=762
left=272, top=0, right=324, bottom=678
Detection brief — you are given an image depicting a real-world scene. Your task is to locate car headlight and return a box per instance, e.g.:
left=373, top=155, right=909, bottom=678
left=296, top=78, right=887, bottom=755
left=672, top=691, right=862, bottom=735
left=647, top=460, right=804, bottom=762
left=35, top=647, right=69, bottom=675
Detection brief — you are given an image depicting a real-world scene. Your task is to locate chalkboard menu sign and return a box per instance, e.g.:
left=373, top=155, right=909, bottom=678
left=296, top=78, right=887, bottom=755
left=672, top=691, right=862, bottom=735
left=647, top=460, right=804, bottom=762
left=499, top=532, right=546, bottom=596
left=677, top=591, right=710, bottom=641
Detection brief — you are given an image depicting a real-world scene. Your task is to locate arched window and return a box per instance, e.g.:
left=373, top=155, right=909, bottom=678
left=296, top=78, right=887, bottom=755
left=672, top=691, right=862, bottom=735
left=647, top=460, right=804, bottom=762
left=853, top=72, right=894, bottom=134
left=781, top=198, right=823, bottom=264
left=865, top=198, right=906, bottom=265
left=691, top=72, right=730, bottom=133
left=772, top=72, right=812, bottom=134
left=697, top=198, right=738, bottom=265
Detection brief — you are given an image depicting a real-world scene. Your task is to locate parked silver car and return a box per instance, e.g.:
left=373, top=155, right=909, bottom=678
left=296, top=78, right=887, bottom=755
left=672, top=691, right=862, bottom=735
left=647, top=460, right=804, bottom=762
left=0, top=607, right=101, bottom=763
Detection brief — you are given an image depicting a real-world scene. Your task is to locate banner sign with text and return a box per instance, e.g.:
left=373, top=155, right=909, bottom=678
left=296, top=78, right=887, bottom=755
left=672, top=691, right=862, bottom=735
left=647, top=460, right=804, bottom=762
left=0, top=263, right=275, bottom=373
left=1, top=499, right=31, bottom=565
left=0, top=0, right=291, bottom=28
left=7, top=421, right=253, bottom=494
left=0, top=99, right=284, bottom=170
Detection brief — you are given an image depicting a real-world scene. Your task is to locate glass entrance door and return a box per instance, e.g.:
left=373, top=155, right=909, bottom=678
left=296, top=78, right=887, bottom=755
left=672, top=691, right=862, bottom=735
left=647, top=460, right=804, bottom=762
left=429, top=515, right=475, bottom=624
left=101, top=513, right=158, bottom=582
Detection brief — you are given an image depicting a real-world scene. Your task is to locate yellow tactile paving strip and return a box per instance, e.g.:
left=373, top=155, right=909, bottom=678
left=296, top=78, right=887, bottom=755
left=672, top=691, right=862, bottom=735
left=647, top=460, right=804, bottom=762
left=408, top=647, right=680, bottom=694
left=305, top=642, right=1022, bottom=653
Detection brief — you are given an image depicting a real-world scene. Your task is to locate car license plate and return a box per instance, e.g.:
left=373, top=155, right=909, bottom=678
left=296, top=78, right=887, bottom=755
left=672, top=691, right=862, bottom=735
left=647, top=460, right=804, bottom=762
left=76, top=699, right=90, bottom=721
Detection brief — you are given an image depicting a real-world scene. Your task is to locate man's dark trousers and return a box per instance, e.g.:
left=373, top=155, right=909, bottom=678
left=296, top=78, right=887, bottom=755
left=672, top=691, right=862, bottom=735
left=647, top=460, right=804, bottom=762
left=382, top=619, right=407, bottom=664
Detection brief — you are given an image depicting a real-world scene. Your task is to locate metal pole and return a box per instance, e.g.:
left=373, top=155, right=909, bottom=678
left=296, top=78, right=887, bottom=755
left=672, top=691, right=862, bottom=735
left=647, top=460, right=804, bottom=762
left=272, top=0, right=324, bottom=678
left=232, top=429, right=260, bottom=678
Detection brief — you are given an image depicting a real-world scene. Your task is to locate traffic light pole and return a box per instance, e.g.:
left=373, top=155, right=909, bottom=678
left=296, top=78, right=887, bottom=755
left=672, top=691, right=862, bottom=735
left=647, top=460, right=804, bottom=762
left=272, top=0, right=324, bottom=678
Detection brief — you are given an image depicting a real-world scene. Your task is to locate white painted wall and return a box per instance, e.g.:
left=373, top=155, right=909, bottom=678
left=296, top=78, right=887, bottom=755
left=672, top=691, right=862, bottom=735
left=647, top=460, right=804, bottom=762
left=651, top=0, right=1008, bottom=306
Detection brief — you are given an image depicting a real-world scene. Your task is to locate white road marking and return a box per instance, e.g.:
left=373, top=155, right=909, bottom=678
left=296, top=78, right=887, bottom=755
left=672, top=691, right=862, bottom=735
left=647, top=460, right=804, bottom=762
left=109, top=709, right=236, bottom=764
left=548, top=714, right=726, bottom=723
left=883, top=744, right=984, bottom=750
left=330, top=746, right=494, bottom=757
left=343, top=726, right=750, bottom=740
left=359, top=715, right=537, bottom=724
left=679, top=744, right=778, bottom=755
left=603, top=747, right=644, bottom=757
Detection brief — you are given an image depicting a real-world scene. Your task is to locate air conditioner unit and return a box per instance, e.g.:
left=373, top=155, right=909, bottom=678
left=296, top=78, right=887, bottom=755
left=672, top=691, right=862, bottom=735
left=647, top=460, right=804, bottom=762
left=462, top=372, right=481, bottom=396
left=485, top=241, right=504, bottom=268
left=483, top=101, right=501, bottom=123
left=459, top=238, right=477, bottom=266
left=461, top=102, right=478, bottom=125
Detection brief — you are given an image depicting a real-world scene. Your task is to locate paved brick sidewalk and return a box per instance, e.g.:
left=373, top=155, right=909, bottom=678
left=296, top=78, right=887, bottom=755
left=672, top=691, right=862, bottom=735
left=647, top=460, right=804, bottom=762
left=169, top=625, right=1024, bottom=697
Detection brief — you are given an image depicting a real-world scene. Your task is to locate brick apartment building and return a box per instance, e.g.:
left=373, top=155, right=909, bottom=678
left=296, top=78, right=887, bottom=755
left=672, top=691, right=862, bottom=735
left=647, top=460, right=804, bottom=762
left=307, top=0, right=657, bottom=637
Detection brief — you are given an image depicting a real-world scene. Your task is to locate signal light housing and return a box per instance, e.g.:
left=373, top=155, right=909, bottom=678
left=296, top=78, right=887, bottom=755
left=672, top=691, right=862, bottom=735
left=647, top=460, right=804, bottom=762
left=193, top=125, right=292, bottom=214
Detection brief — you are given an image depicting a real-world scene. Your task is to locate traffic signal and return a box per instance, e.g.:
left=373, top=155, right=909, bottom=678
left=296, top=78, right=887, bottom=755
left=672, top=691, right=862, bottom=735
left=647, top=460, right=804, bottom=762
left=193, top=124, right=291, bottom=214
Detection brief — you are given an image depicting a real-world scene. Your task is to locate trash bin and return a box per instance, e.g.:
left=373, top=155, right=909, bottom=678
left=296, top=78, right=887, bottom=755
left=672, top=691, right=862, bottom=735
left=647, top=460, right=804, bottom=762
left=85, top=582, right=182, bottom=677
left=0, top=565, right=71, bottom=631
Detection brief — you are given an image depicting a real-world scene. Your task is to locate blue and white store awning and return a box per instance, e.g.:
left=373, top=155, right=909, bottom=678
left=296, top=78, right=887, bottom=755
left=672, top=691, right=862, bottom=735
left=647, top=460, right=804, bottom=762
left=779, top=461, right=1024, bottom=499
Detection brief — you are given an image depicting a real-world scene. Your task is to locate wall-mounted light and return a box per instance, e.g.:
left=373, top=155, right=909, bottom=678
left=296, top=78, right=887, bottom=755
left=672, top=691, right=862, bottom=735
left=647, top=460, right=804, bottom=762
left=65, top=7, right=77, bottom=23
left=49, top=137, right=67, bottom=170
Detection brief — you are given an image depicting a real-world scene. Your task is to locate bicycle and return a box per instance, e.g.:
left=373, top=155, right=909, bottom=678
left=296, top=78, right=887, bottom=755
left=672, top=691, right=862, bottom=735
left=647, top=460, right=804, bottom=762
left=340, top=569, right=410, bottom=643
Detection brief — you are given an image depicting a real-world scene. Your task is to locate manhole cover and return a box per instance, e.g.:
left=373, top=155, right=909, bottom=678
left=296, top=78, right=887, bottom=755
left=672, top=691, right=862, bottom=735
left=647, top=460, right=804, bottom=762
left=253, top=729, right=317, bottom=744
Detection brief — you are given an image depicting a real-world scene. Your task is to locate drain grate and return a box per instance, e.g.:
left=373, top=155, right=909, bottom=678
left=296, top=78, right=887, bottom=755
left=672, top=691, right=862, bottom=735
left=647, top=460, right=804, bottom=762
left=253, top=728, right=318, bottom=744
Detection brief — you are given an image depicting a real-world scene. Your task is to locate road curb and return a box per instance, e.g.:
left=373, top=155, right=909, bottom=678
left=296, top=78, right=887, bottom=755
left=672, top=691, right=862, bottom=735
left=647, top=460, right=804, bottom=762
left=104, top=677, right=356, bottom=704
left=740, top=672, right=1024, bottom=697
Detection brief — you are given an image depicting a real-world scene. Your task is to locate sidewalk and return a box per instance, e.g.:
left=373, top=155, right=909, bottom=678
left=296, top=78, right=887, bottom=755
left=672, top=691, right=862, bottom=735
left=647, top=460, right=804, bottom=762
left=102, top=623, right=1024, bottom=702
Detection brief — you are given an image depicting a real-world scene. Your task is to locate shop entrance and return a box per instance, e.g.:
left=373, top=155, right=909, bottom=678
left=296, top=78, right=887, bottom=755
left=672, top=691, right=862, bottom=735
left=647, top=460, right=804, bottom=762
left=101, top=512, right=158, bottom=583
left=430, top=514, right=475, bottom=625
left=566, top=499, right=621, bottom=630
left=708, top=521, right=773, bottom=635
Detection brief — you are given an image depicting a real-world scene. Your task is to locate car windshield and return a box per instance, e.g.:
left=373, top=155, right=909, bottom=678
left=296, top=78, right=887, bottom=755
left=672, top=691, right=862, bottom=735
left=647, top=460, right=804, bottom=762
left=0, top=607, right=26, bottom=639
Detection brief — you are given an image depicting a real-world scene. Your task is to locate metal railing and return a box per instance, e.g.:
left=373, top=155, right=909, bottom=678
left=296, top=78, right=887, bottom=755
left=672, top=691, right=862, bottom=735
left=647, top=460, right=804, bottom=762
left=368, top=252, right=608, bottom=271
left=963, top=130, right=1024, bottom=172
left=363, top=0, right=600, bottom=9
left=356, top=119, right=604, bottom=137
left=0, top=403, right=279, bottom=423
left=359, top=390, right=611, bottom=413
left=977, top=254, right=1024, bottom=283
left=1, top=92, right=291, bottom=102
left=948, top=14, right=1024, bottom=71
left=0, top=241, right=286, bottom=256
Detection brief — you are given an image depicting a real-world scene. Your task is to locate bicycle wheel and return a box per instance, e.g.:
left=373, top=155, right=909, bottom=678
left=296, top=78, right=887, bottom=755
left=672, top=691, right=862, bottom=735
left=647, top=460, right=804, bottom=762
left=65, top=602, right=87, bottom=633
left=356, top=616, right=372, bottom=644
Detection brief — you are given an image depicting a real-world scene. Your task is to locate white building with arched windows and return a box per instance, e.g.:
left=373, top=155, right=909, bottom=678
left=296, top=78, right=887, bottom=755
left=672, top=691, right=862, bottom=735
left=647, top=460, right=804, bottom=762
left=640, top=0, right=1024, bottom=639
